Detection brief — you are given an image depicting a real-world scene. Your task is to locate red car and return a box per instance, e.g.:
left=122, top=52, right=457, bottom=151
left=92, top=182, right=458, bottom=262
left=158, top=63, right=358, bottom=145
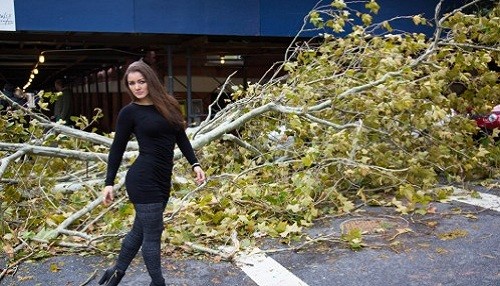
left=473, top=105, right=500, bottom=139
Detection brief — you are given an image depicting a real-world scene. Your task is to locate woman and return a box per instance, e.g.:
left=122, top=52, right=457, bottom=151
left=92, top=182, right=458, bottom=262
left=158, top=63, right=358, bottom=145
left=99, top=60, right=205, bottom=286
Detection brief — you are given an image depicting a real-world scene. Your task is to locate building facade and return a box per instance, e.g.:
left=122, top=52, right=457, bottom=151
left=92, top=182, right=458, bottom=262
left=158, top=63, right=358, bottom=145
left=1, top=0, right=449, bottom=131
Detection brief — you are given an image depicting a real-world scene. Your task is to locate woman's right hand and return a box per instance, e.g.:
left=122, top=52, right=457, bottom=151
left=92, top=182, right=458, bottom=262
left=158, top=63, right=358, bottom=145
left=102, top=185, right=114, bottom=206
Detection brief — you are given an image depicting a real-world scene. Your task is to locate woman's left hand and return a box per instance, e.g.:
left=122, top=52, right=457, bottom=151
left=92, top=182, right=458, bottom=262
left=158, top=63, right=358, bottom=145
left=193, top=166, right=206, bottom=185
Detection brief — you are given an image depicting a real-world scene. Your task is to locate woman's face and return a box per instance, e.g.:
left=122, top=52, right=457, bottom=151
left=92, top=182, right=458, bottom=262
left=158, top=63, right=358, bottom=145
left=127, top=71, right=150, bottom=103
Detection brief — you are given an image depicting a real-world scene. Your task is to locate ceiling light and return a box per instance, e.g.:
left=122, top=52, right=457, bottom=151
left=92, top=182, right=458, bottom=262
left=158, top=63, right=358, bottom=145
left=206, top=55, right=243, bottom=66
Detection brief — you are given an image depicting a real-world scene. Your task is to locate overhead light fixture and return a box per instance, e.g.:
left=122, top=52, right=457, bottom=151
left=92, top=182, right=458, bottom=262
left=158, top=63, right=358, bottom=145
left=206, top=55, right=243, bottom=66
left=26, top=48, right=142, bottom=90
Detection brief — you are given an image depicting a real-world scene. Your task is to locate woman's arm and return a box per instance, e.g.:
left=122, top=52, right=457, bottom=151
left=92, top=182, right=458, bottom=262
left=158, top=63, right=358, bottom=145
left=176, top=129, right=206, bottom=184
left=104, top=107, right=134, bottom=188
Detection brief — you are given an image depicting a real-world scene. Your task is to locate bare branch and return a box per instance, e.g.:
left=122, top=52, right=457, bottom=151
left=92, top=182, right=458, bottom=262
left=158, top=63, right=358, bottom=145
left=222, top=134, right=262, bottom=156
left=0, top=148, right=29, bottom=177
left=302, top=113, right=360, bottom=129
left=195, top=70, right=239, bottom=138
left=165, top=180, right=208, bottom=221
left=0, top=142, right=107, bottom=161
left=438, top=42, right=500, bottom=52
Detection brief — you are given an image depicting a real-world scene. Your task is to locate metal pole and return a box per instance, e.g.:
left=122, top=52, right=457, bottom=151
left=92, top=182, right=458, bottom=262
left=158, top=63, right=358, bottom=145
left=167, top=46, right=174, bottom=95
left=117, top=65, right=122, bottom=106
left=186, top=48, right=192, bottom=125
left=104, top=67, right=110, bottom=96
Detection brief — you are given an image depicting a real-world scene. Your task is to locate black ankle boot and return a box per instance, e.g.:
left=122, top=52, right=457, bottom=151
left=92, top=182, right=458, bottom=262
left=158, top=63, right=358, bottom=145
left=149, top=281, right=166, bottom=286
left=149, top=277, right=166, bottom=286
left=98, top=267, right=125, bottom=285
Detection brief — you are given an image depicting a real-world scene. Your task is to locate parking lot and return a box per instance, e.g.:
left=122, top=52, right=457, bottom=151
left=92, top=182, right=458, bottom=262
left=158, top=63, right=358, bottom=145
left=1, top=183, right=499, bottom=286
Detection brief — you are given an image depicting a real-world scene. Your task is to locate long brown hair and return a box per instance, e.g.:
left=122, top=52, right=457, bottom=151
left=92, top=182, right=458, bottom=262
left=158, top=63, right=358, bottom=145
left=123, top=60, right=185, bottom=129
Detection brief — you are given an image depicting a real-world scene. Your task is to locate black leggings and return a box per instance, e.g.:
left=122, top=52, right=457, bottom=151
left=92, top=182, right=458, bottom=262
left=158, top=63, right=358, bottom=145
left=115, top=202, right=166, bottom=285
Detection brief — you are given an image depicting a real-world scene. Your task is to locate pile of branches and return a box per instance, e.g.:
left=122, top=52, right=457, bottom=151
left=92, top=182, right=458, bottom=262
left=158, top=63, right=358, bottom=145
left=0, top=0, right=498, bottom=269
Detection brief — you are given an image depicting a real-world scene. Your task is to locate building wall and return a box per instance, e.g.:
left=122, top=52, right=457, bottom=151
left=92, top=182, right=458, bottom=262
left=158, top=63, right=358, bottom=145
left=14, top=0, right=442, bottom=37
left=14, top=0, right=317, bottom=36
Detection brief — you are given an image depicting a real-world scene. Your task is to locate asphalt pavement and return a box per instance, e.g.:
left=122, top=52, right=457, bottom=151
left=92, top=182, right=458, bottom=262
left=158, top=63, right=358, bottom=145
left=1, top=184, right=499, bottom=286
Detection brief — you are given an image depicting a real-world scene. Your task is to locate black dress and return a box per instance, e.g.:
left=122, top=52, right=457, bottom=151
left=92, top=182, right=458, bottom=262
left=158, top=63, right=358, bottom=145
left=105, top=103, right=198, bottom=204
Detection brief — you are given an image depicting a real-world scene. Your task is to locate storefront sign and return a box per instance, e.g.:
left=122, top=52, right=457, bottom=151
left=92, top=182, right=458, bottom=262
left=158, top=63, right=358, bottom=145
left=0, top=0, right=16, bottom=31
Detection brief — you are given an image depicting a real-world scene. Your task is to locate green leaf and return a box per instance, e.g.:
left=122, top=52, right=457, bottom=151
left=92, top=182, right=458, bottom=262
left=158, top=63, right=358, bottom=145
left=50, top=263, right=61, bottom=272
left=301, top=155, right=313, bottom=167
left=382, top=21, right=393, bottom=32
left=413, top=15, right=423, bottom=25
left=331, top=0, right=347, bottom=9
left=280, top=222, right=302, bottom=238
left=275, top=221, right=288, bottom=233
left=365, top=1, right=380, bottom=14
left=361, top=14, right=372, bottom=26
left=35, top=228, right=58, bottom=241
left=286, top=204, right=302, bottom=213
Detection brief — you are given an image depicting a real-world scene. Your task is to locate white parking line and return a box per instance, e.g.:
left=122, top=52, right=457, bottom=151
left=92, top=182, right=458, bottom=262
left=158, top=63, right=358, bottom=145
left=235, top=248, right=309, bottom=286
left=231, top=189, right=499, bottom=286
left=451, top=190, right=500, bottom=212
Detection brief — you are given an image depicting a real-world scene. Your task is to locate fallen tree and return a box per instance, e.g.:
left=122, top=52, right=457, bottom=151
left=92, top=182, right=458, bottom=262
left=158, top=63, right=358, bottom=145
left=0, top=0, right=499, bottom=266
